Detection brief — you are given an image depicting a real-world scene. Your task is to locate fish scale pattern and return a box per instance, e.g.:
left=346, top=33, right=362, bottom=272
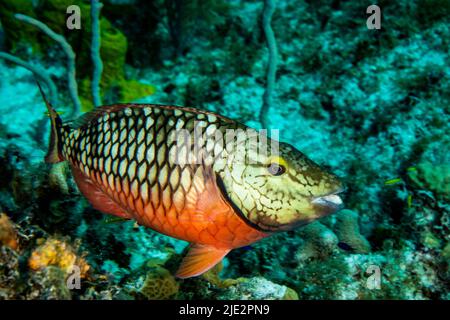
left=60, top=104, right=267, bottom=248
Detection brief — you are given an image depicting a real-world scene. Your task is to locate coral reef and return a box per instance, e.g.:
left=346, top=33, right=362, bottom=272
left=0, top=0, right=156, bottom=114
left=215, top=277, right=297, bottom=300
left=90, top=0, right=103, bottom=107
left=296, top=222, right=339, bottom=261
left=0, top=0, right=448, bottom=300
left=0, top=246, right=21, bottom=299
left=133, top=266, right=180, bottom=300
left=27, top=266, right=72, bottom=300
left=14, top=13, right=82, bottom=115
left=407, top=162, right=450, bottom=201
left=335, top=210, right=371, bottom=254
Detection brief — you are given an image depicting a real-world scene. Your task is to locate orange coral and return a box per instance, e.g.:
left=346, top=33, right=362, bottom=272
left=0, top=213, right=18, bottom=250
left=28, top=237, right=90, bottom=278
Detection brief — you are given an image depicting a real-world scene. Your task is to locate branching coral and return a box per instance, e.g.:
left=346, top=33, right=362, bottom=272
left=14, top=13, right=82, bottom=116
left=0, top=52, right=58, bottom=106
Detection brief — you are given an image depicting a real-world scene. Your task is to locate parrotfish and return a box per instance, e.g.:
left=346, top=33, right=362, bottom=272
left=39, top=84, right=344, bottom=278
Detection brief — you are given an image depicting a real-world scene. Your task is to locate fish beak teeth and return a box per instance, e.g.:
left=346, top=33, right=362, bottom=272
left=312, top=194, right=343, bottom=209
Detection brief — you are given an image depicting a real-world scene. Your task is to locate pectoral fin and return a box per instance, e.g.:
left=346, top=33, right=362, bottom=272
left=175, top=244, right=230, bottom=279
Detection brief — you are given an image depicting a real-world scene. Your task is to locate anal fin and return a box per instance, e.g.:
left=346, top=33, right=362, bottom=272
left=71, top=168, right=131, bottom=219
left=176, top=244, right=230, bottom=279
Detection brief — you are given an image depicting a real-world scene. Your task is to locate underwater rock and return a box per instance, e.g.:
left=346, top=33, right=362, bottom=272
left=0, top=246, right=20, bottom=299
left=216, top=277, right=297, bottom=300
left=335, top=210, right=371, bottom=254
left=296, top=222, right=339, bottom=262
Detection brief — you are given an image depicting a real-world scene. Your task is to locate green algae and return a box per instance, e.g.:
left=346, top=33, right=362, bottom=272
left=408, top=162, right=450, bottom=200
left=0, top=0, right=40, bottom=52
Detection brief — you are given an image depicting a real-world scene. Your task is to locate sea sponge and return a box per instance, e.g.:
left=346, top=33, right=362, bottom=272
left=78, top=19, right=156, bottom=112
left=28, top=237, right=90, bottom=278
left=0, top=213, right=18, bottom=250
left=118, top=79, right=156, bottom=103
left=201, top=261, right=240, bottom=288
left=335, top=210, right=371, bottom=254
left=139, top=266, right=179, bottom=300
left=27, top=266, right=72, bottom=300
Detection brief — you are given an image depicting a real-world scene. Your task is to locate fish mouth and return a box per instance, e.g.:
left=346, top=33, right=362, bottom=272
left=311, top=187, right=345, bottom=212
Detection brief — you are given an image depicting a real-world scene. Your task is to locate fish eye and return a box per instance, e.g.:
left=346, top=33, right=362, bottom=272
left=267, top=162, right=286, bottom=176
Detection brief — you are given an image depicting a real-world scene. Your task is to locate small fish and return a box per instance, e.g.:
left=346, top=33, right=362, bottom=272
left=407, top=194, right=413, bottom=208
left=103, top=216, right=130, bottom=224
left=384, top=178, right=403, bottom=185
left=37, top=82, right=344, bottom=278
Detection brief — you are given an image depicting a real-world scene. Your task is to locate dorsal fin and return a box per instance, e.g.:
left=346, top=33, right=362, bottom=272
left=70, top=103, right=235, bottom=129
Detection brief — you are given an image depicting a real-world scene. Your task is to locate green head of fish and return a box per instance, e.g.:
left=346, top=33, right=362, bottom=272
left=216, top=140, right=344, bottom=232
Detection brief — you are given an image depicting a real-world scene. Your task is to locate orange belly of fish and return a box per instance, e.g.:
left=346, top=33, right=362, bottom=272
left=72, top=167, right=268, bottom=249
left=136, top=202, right=267, bottom=249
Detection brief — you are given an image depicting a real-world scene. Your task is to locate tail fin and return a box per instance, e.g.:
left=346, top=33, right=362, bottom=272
left=37, top=82, right=65, bottom=163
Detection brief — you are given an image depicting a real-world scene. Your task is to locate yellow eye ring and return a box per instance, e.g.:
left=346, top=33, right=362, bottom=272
left=266, top=156, right=288, bottom=176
